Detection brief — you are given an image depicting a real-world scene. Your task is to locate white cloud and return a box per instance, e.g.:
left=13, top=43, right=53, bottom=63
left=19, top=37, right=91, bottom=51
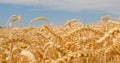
left=0, top=0, right=120, bottom=14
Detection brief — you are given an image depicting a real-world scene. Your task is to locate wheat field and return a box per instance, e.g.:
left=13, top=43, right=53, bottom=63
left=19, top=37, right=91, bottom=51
left=1, top=15, right=120, bottom=63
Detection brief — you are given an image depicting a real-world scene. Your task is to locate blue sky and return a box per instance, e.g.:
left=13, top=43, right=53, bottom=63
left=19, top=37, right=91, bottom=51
left=0, top=0, right=120, bottom=27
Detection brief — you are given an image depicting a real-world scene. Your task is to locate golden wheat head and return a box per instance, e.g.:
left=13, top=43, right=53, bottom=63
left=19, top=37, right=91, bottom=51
left=30, top=17, right=48, bottom=24
left=11, top=15, right=22, bottom=23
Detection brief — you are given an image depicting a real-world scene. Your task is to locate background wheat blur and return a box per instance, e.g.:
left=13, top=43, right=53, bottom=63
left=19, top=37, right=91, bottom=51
left=1, top=15, right=120, bottom=63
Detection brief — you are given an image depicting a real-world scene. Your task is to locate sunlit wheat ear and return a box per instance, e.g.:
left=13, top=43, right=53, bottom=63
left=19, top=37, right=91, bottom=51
left=6, top=15, right=22, bottom=28
left=96, top=27, right=119, bottom=43
left=65, top=19, right=81, bottom=27
left=99, top=15, right=111, bottom=24
left=11, top=15, right=22, bottom=23
left=20, top=50, right=36, bottom=63
left=107, top=20, right=120, bottom=25
left=30, top=17, right=48, bottom=24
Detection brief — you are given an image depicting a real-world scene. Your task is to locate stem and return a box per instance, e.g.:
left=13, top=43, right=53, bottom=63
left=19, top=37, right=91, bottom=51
left=6, top=15, right=15, bottom=28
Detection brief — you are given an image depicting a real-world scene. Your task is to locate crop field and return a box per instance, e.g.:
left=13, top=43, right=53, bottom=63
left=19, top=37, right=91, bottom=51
left=1, top=15, right=120, bottom=63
